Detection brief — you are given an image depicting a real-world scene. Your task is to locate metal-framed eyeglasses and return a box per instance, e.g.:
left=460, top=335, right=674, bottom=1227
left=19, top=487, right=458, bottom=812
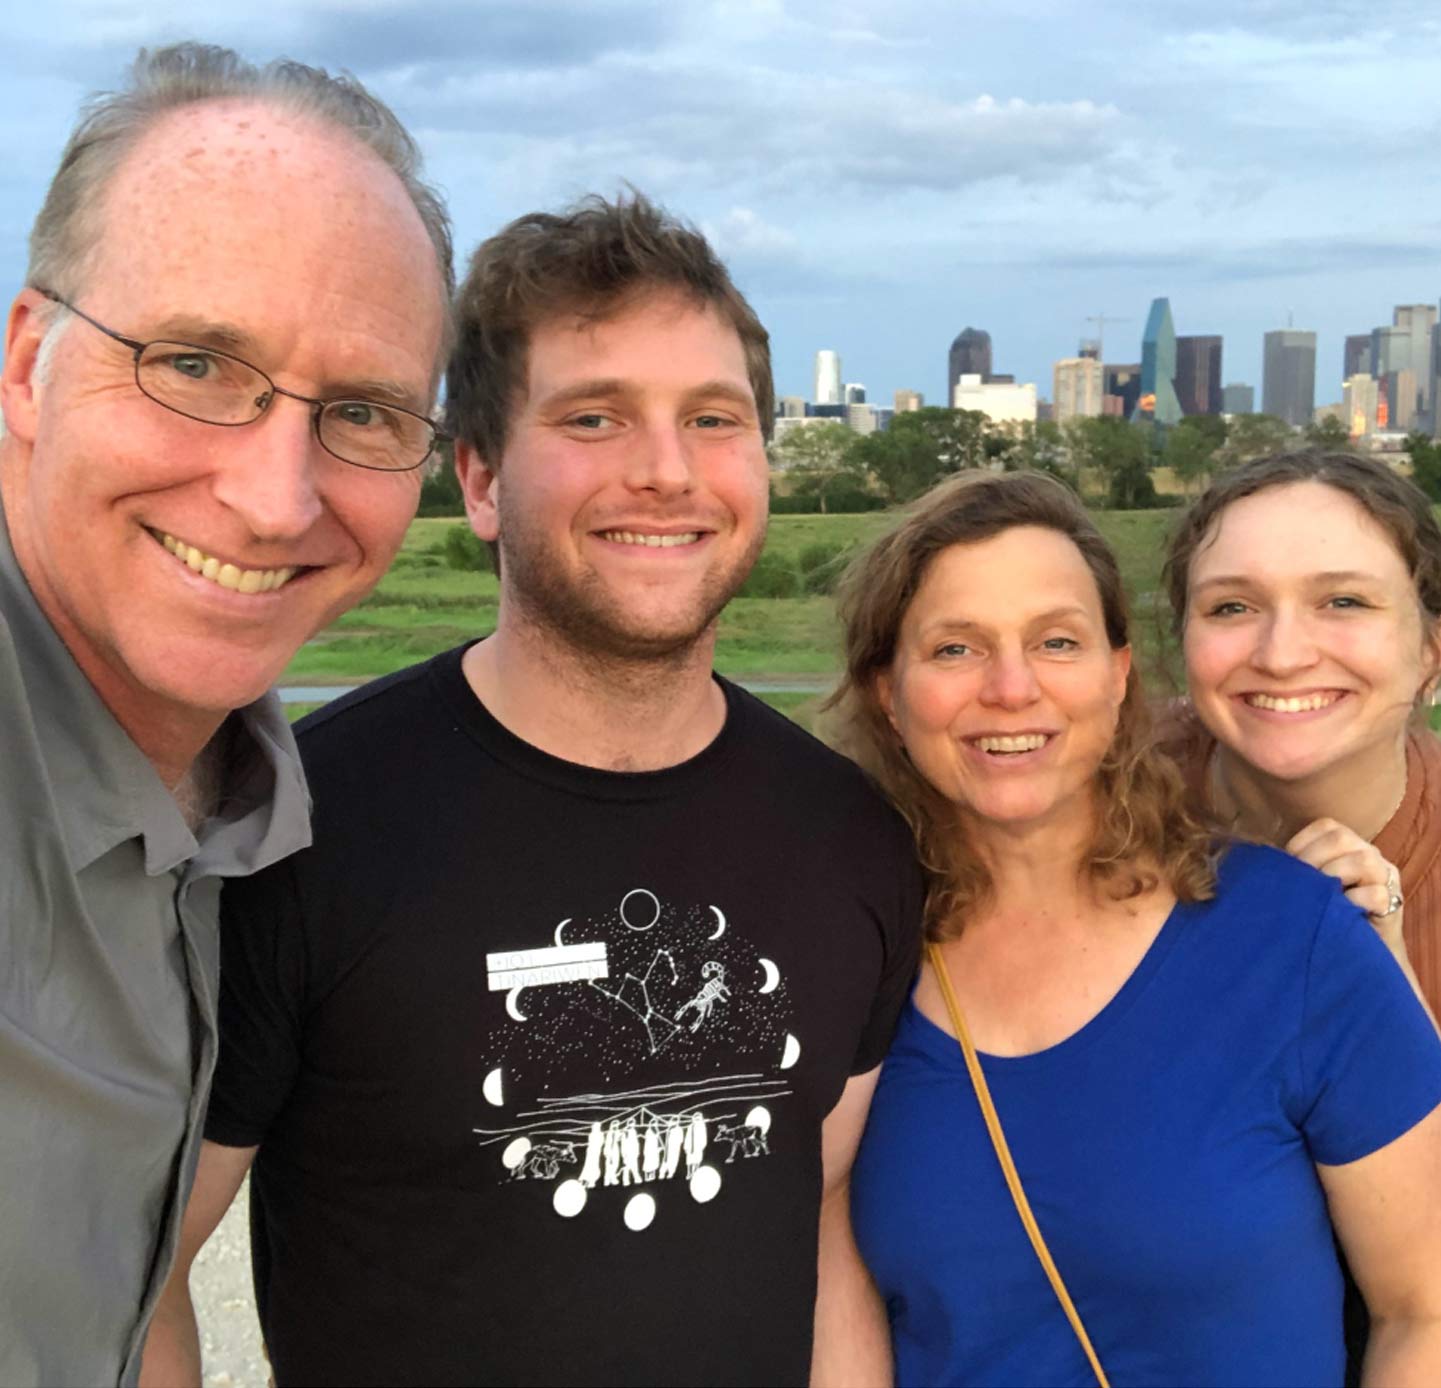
left=37, top=289, right=447, bottom=473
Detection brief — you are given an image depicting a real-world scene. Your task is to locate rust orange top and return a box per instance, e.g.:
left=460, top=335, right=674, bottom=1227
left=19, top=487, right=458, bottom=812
left=1165, top=713, right=1441, bottom=1017
left=1373, top=730, right=1441, bottom=1017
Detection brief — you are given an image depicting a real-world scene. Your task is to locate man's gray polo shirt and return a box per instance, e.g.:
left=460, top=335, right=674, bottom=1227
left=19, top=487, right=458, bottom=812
left=0, top=507, right=310, bottom=1387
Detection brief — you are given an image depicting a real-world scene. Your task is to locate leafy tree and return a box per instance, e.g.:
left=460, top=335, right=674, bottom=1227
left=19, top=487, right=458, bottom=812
left=417, top=439, right=464, bottom=515
left=1001, top=420, right=1072, bottom=483
left=770, top=423, right=864, bottom=514
left=1162, top=416, right=1227, bottom=494
left=849, top=407, right=995, bottom=504
left=1217, top=413, right=1294, bottom=469
left=894, top=407, right=991, bottom=473
left=1406, top=432, right=1441, bottom=502
left=1305, top=414, right=1355, bottom=449
left=849, top=428, right=933, bottom=505
left=1063, top=416, right=1149, bottom=497
left=1107, top=457, right=1160, bottom=509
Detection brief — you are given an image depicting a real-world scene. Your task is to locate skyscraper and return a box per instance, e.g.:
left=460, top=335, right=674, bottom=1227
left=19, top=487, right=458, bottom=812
left=1262, top=330, right=1317, bottom=428
left=1343, top=374, right=1379, bottom=437
left=1344, top=334, right=1372, bottom=381
left=1104, top=363, right=1142, bottom=418
left=1394, top=304, right=1437, bottom=411
left=948, top=328, right=992, bottom=407
left=1175, top=335, right=1223, bottom=415
left=1432, top=316, right=1441, bottom=439
left=893, top=389, right=924, bottom=413
left=1371, top=324, right=1416, bottom=430
left=814, top=350, right=842, bottom=406
left=1222, top=383, right=1254, bottom=415
left=1053, top=357, right=1105, bottom=421
left=844, top=383, right=866, bottom=405
left=1133, top=297, right=1183, bottom=427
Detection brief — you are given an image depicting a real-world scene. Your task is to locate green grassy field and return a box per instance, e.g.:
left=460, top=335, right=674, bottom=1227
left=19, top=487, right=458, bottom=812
left=280, top=508, right=1186, bottom=692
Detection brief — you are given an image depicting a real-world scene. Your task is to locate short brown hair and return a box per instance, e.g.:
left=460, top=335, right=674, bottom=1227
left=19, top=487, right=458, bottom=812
left=445, top=191, right=774, bottom=462
left=828, top=471, right=1216, bottom=937
left=1163, top=449, right=1441, bottom=638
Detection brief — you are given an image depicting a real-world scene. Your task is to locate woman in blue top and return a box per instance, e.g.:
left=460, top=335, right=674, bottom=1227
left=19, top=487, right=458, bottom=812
left=826, top=471, right=1441, bottom=1387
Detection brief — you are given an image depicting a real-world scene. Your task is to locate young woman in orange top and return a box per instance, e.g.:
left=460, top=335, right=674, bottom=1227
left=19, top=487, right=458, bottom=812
left=1162, top=449, right=1441, bottom=1017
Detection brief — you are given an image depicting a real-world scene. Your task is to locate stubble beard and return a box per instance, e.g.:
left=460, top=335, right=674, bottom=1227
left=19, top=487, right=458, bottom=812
left=497, top=516, right=767, bottom=670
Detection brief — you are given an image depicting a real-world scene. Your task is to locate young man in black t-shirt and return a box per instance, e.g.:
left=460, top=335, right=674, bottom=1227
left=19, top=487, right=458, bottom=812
left=142, top=194, right=921, bottom=1387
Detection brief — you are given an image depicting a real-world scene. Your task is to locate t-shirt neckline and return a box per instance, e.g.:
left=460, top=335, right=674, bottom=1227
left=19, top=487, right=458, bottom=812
left=908, top=896, right=1191, bottom=1072
left=429, top=640, right=745, bottom=802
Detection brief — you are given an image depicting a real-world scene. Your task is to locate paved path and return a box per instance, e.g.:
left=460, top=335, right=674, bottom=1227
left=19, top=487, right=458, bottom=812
left=191, top=1180, right=268, bottom=1388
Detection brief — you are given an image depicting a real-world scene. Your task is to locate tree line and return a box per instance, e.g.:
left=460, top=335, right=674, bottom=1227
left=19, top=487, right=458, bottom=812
left=417, top=412, right=1441, bottom=520
left=768, top=408, right=1436, bottom=514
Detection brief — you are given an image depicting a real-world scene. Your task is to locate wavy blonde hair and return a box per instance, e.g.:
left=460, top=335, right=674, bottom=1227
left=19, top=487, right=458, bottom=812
left=827, top=471, right=1217, bottom=939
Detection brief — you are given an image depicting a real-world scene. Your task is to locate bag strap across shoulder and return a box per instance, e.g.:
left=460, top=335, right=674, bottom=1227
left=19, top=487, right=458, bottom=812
left=927, top=940, right=1111, bottom=1388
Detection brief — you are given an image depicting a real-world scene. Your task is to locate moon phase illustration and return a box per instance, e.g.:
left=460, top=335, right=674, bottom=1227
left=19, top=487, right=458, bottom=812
left=690, top=1165, right=722, bottom=1203
left=506, top=987, right=528, bottom=1022
left=781, top=1033, right=801, bottom=1069
left=483, top=1067, right=504, bottom=1106
left=624, top=1193, right=656, bottom=1231
left=553, top=918, right=571, bottom=946
left=621, top=889, right=661, bottom=931
left=707, top=905, right=727, bottom=940
left=757, top=958, right=780, bottom=993
left=745, top=1105, right=772, bottom=1136
left=554, top=1180, right=587, bottom=1217
left=502, top=1137, right=531, bottom=1170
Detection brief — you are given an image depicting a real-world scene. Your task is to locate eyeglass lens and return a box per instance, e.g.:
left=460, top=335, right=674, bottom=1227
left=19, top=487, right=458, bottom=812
left=135, top=342, right=433, bottom=471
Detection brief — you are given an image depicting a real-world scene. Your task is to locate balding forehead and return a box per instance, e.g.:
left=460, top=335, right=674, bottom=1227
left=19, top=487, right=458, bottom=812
left=93, top=99, right=447, bottom=304
left=115, top=100, right=386, bottom=205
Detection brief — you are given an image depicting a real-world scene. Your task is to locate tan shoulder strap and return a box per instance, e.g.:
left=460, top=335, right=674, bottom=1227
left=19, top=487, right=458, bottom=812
left=927, top=941, right=1111, bottom=1388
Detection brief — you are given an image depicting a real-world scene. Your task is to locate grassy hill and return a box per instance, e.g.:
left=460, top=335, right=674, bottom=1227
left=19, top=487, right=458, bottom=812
left=282, top=508, right=1186, bottom=724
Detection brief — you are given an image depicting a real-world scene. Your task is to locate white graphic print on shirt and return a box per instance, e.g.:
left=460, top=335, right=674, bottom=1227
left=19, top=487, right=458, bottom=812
left=473, top=888, right=799, bottom=1231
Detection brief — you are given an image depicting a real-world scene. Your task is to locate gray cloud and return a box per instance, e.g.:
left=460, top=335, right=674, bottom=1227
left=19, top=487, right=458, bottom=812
left=2, top=0, right=1438, bottom=404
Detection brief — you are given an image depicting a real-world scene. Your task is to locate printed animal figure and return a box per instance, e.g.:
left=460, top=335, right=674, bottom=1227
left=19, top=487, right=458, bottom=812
left=674, top=961, right=730, bottom=1033
left=510, top=1141, right=576, bottom=1181
left=713, top=1122, right=770, bottom=1163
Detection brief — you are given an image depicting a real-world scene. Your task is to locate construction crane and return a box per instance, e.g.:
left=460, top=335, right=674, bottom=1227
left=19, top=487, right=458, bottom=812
left=1084, top=313, right=1130, bottom=363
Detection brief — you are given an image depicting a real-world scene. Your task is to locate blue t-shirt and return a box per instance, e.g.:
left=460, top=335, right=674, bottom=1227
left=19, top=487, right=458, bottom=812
left=851, top=844, right=1441, bottom=1388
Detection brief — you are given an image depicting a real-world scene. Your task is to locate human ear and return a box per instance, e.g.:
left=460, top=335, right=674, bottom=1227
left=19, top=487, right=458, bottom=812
left=876, top=669, right=901, bottom=735
left=0, top=291, right=53, bottom=445
left=1112, top=644, right=1133, bottom=707
left=1421, top=621, right=1441, bottom=705
left=454, top=439, right=500, bottom=543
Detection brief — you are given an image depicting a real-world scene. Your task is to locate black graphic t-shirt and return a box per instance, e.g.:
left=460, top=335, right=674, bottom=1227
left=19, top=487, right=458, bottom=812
left=207, top=645, right=923, bottom=1387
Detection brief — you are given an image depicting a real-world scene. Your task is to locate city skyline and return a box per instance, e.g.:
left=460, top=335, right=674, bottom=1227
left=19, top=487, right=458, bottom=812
left=2, top=3, right=1439, bottom=411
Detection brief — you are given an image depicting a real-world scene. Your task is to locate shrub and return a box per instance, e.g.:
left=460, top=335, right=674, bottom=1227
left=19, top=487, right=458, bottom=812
left=797, top=541, right=844, bottom=574
left=738, top=552, right=800, bottom=598
left=797, top=541, right=853, bottom=595
left=442, top=524, right=495, bottom=573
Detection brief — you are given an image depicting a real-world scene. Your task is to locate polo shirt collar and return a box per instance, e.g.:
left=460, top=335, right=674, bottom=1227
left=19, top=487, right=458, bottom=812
left=0, top=495, right=310, bottom=877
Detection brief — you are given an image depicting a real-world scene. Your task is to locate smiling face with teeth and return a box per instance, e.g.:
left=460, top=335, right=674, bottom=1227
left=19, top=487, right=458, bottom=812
left=456, top=290, right=769, bottom=660
left=1183, top=481, right=1441, bottom=787
left=0, top=102, right=443, bottom=755
left=880, top=526, right=1131, bottom=836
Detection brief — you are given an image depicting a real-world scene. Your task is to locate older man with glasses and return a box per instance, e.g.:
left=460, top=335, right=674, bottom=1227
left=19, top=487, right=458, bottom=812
left=0, top=43, right=450, bottom=1387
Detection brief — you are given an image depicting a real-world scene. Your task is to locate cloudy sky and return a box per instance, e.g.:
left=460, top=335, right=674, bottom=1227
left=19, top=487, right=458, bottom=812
left=3, top=0, right=1439, bottom=409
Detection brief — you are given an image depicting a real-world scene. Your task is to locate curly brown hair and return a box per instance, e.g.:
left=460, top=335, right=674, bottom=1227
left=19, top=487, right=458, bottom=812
left=445, top=189, right=774, bottom=466
left=828, top=471, right=1217, bottom=938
